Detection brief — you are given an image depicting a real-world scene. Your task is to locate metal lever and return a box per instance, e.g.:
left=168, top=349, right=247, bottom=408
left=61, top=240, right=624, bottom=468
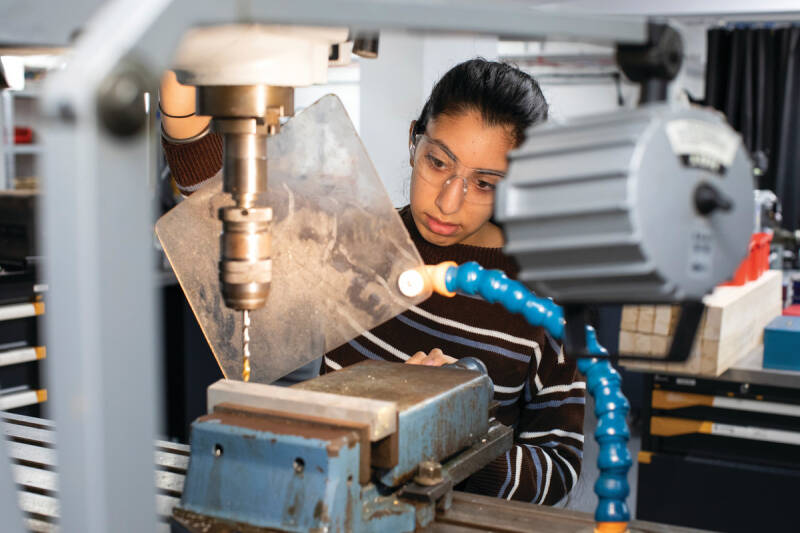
left=444, top=356, right=489, bottom=376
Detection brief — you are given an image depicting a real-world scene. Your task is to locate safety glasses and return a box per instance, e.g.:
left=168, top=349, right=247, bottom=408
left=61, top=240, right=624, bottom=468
left=410, top=133, right=505, bottom=205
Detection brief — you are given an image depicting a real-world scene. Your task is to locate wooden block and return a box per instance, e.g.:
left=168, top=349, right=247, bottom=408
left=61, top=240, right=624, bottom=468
left=634, top=333, right=653, bottom=356
left=653, top=305, right=679, bottom=336
left=622, top=271, right=782, bottom=377
left=619, top=330, right=636, bottom=355
left=650, top=334, right=670, bottom=357
left=620, top=306, right=639, bottom=331
left=702, top=306, right=723, bottom=340
left=637, top=305, right=656, bottom=333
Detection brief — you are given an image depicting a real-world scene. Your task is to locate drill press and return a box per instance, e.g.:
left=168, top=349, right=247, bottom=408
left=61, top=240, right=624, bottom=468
left=195, top=85, right=292, bottom=380
left=172, top=25, right=348, bottom=380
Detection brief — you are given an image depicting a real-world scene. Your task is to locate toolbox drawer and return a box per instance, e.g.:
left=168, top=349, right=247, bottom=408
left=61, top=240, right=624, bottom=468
left=638, top=450, right=799, bottom=532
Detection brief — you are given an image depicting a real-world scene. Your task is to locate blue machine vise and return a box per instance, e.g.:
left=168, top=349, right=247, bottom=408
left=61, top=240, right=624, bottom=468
left=174, top=360, right=511, bottom=532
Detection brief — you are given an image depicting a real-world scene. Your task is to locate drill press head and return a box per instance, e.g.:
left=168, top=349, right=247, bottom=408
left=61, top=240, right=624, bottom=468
left=171, top=24, right=349, bottom=314
left=194, top=85, right=293, bottom=311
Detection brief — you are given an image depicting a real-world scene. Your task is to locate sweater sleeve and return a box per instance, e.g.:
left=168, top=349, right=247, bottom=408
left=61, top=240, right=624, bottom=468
left=464, top=331, right=585, bottom=504
left=161, top=132, right=223, bottom=195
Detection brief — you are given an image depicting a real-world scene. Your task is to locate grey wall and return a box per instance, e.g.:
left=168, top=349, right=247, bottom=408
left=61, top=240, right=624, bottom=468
left=360, top=31, right=498, bottom=207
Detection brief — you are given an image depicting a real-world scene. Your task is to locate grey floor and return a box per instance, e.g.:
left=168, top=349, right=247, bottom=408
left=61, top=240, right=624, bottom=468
left=561, top=394, right=641, bottom=518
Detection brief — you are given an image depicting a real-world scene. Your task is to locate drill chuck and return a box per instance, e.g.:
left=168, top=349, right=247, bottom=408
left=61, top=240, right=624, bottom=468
left=219, top=205, right=272, bottom=310
left=194, top=84, right=293, bottom=313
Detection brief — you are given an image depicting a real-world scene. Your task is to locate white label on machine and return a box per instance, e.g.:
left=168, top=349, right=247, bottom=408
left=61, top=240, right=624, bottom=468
left=666, top=119, right=740, bottom=173
left=687, top=225, right=713, bottom=280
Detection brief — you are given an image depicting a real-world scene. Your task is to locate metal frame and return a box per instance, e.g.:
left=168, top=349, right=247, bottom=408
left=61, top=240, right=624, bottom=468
left=0, top=422, right=24, bottom=533
left=1, top=90, right=13, bottom=189
left=24, top=1, right=648, bottom=531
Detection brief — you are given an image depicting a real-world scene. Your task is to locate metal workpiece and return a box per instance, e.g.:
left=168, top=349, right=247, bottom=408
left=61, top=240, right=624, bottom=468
left=207, top=379, right=398, bottom=441
left=496, top=103, right=754, bottom=304
left=293, top=360, right=494, bottom=487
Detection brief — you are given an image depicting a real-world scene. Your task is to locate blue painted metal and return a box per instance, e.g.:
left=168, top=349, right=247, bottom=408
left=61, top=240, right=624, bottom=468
left=377, top=373, right=492, bottom=487
left=763, top=315, right=800, bottom=371
left=180, top=416, right=417, bottom=532
left=444, top=261, right=632, bottom=524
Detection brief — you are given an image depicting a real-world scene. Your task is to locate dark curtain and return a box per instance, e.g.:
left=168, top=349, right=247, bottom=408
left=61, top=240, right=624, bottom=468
left=705, top=25, right=800, bottom=231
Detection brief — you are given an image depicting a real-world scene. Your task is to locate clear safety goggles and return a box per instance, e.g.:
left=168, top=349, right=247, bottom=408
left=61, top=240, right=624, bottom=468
left=410, top=134, right=505, bottom=205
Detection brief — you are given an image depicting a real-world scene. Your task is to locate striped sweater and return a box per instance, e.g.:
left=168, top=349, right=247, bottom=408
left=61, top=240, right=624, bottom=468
left=163, top=133, right=585, bottom=505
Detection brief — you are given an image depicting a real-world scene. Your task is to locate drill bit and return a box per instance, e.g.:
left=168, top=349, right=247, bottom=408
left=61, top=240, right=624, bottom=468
left=242, top=309, right=251, bottom=382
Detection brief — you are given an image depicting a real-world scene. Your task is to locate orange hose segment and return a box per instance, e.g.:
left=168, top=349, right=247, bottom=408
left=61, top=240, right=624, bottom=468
left=595, top=522, right=629, bottom=533
left=423, top=262, right=458, bottom=298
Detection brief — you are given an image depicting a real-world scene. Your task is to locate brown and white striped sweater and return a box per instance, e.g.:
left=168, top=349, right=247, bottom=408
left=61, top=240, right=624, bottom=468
left=163, top=132, right=585, bottom=505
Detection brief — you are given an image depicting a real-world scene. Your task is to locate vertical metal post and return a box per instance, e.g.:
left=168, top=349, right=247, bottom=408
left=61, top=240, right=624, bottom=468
left=0, top=421, right=25, bottom=533
left=1, top=90, right=14, bottom=189
left=40, top=63, right=160, bottom=533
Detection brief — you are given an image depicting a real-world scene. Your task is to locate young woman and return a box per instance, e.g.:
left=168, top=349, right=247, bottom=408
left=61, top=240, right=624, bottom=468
left=161, top=59, right=585, bottom=505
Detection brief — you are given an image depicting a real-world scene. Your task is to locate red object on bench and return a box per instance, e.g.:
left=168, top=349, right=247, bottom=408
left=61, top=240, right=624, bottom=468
left=14, top=127, right=33, bottom=144
left=720, top=232, right=772, bottom=287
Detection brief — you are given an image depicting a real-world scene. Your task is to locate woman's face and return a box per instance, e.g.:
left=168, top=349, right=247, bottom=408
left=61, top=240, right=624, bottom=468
left=409, top=110, right=514, bottom=247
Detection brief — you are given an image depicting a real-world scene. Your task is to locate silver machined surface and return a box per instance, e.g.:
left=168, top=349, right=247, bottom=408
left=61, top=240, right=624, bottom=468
left=497, top=103, right=754, bottom=303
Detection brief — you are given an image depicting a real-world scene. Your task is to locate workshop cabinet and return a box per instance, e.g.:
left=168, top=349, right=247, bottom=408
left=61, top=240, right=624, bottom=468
left=637, top=371, right=800, bottom=532
left=0, top=192, right=46, bottom=417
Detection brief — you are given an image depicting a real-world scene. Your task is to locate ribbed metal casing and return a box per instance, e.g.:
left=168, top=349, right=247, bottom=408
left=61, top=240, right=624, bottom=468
left=496, top=103, right=754, bottom=303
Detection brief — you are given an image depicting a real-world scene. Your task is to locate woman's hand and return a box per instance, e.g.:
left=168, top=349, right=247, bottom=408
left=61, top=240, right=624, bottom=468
left=406, top=348, right=457, bottom=367
left=159, top=70, right=211, bottom=140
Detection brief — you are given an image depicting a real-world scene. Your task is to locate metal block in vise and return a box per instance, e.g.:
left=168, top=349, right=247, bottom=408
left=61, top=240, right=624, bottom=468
left=207, top=378, right=398, bottom=441
left=292, top=360, right=493, bottom=487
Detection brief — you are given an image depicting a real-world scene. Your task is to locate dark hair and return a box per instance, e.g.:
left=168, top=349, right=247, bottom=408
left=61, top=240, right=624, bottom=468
left=412, top=58, right=548, bottom=146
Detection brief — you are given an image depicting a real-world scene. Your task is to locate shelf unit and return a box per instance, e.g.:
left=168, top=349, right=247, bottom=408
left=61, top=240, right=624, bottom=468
left=1, top=83, right=41, bottom=190
left=0, top=192, right=47, bottom=417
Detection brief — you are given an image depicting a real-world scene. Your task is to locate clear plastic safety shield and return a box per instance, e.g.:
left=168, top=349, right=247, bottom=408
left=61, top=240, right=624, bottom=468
left=156, top=95, right=430, bottom=383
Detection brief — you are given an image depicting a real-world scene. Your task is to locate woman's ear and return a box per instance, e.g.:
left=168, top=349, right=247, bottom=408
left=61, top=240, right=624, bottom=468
left=408, top=120, right=417, bottom=167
